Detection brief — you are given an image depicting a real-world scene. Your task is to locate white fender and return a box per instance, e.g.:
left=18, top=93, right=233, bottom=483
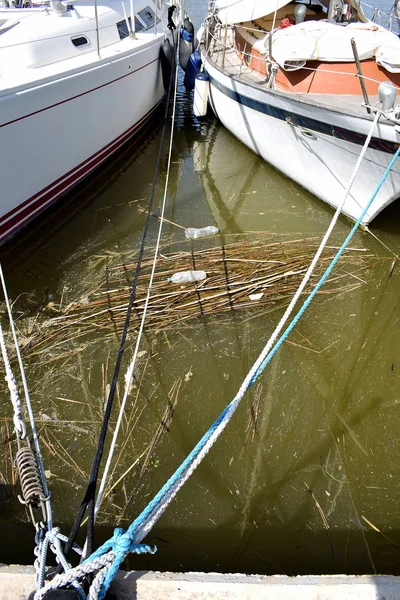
left=194, top=72, right=209, bottom=118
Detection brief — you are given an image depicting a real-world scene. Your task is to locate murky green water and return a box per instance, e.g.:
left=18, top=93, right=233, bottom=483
left=1, top=0, right=400, bottom=576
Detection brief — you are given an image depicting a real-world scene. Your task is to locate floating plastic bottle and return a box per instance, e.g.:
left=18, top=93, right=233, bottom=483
left=185, top=226, right=219, bottom=240
left=168, top=270, right=207, bottom=284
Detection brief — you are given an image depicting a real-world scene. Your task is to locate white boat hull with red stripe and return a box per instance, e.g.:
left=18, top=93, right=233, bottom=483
left=0, top=0, right=179, bottom=243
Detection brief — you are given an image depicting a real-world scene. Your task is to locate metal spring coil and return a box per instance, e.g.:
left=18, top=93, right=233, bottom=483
left=15, top=445, right=45, bottom=505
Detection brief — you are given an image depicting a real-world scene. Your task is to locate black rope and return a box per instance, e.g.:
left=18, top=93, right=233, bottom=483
left=63, top=36, right=177, bottom=561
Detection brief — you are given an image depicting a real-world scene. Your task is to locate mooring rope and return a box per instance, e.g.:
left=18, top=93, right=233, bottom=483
left=0, top=265, right=51, bottom=525
left=0, top=267, right=86, bottom=595
left=93, top=37, right=181, bottom=525
left=36, top=100, right=400, bottom=599
left=0, top=323, right=26, bottom=441
left=63, top=35, right=180, bottom=561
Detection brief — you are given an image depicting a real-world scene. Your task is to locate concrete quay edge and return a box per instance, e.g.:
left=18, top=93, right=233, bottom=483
left=1, top=565, right=400, bottom=599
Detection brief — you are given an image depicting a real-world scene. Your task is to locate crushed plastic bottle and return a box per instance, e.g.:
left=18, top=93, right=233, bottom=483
left=184, top=226, right=219, bottom=240
left=168, top=270, right=207, bottom=284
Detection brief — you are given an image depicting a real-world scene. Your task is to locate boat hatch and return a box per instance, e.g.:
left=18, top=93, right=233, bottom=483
left=137, top=6, right=155, bottom=28
left=136, top=5, right=161, bottom=29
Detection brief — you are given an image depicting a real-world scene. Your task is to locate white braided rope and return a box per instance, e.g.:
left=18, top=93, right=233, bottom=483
left=0, top=264, right=52, bottom=526
left=56, top=531, right=84, bottom=556
left=0, top=323, right=26, bottom=439
left=87, top=566, right=109, bottom=600
left=34, top=528, right=86, bottom=597
left=52, top=534, right=86, bottom=598
left=34, top=551, right=115, bottom=599
left=33, top=540, right=44, bottom=590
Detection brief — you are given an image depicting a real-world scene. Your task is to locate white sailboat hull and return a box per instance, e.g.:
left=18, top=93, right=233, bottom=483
left=0, top=38, right=165, bottom=242
left=205, top=59, right=400, bottom=225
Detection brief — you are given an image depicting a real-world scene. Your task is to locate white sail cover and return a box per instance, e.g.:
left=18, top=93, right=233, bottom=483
left=214, top=0, right=292, bottom=24
left=270, top=20, right=400, bottom=72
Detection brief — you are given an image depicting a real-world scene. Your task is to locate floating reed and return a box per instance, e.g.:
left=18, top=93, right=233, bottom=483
left=0, top=233, right=380, bottom=523
left=0, top=372, right=184, bottom=523
left=14, top=234, right=374, bottom=360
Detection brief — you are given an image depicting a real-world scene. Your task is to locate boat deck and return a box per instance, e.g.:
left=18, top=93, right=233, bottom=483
left=206, top=45, right=382, bottom=122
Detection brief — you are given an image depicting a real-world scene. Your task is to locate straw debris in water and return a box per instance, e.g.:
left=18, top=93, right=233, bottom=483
left=14, top=233, right=373, bottom=360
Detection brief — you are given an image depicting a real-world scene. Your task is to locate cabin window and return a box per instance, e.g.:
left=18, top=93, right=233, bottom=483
left=71, top=35, right=89, bottom=47
left=117, top=17, right=144, bottom=39
left=117, top=6, right=159, bottom=39
left=117, top=18, right=130, bottom=39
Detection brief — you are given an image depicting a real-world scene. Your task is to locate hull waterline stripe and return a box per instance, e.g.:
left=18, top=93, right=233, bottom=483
left=0, top=56, right=159, bottom=129
left=0, top=99, right=163, bottom=242
left=1, top=98, right=162, bottom=227
left=208, top=74, right=399, bottom=155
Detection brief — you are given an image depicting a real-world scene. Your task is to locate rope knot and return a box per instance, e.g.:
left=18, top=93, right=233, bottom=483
left=46, top=527, right=61, bottom=545
left=111, top=527, right=157, bottom=558
left=111, top=528, right=131, bottom=556
left=111, top=527, right=157, bottom=562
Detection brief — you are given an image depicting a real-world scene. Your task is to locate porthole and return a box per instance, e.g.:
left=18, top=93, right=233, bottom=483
left=71, top=35, right=89, bottom=48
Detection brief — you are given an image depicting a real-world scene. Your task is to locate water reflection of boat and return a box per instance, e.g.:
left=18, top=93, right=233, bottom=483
left=201, top=0, right=400, bottom=225
left=193, top=122, right=261, bottom=233
left=0, top=0, right=179, bottom=244
left=193, top=119, right=341, bottom=232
